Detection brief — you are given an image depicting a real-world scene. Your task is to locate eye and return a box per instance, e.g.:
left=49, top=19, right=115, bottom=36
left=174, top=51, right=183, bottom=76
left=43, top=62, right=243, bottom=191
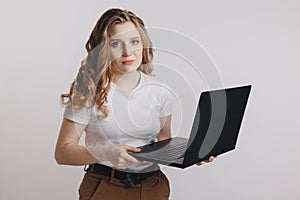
left=110, top=41, right=121, bottom=47
left=131, top=39, right=140, bottom=45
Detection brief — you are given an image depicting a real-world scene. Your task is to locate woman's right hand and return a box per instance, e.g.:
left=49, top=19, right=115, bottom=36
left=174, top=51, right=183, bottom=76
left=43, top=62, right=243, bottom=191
left=87, top=144, right=142, bottom=169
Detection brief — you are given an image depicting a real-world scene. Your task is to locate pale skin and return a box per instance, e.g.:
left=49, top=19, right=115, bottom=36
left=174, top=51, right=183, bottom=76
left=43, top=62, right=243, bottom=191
left=55, top=21, right=215, bottom=168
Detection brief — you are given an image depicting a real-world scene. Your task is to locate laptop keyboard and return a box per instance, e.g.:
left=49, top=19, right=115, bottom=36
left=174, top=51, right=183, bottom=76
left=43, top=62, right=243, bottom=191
left=144, top=143, right=187, bottom=162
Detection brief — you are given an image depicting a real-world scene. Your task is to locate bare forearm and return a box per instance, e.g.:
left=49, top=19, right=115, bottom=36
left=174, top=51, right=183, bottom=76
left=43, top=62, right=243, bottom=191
left=157, top=115, right=172, bottom=141
left=55, top=143, right=99, bottom=166
left=157, top=134, right=171, bottom=141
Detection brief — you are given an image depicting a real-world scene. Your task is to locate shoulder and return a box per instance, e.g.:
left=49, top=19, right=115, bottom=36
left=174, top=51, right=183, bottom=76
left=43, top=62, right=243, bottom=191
left=63, top=103, right=97, bottom=125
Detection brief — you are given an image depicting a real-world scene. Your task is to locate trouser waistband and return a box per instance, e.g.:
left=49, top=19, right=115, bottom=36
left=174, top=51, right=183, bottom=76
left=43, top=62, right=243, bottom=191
left=86, top=163, right=158, bottom=188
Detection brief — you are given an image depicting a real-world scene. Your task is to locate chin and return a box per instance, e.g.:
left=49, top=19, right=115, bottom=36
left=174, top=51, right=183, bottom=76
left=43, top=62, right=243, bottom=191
left=113, top=61, right=141, bottom=74
left=122, top=65, right=140, bottom=73
left=124, top=68, right=139, bottom=74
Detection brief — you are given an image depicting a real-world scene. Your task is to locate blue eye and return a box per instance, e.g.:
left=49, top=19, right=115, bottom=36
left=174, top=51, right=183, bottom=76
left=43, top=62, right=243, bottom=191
left=110, top=41, right=121, bottom=47
left=131, top=40, right=140, bottom=45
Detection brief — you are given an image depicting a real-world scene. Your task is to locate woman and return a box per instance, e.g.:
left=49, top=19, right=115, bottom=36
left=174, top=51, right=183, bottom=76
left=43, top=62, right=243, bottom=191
left=55, top=8, right=214, bottom=200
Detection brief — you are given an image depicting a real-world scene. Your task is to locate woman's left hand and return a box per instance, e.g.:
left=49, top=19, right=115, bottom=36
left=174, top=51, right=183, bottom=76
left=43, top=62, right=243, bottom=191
left=196, top=156, right=217, bottom=166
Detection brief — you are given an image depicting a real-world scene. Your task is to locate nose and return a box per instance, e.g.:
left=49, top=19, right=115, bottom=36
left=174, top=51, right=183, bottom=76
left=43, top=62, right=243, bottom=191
left=122, top=44, right=132, bottom=57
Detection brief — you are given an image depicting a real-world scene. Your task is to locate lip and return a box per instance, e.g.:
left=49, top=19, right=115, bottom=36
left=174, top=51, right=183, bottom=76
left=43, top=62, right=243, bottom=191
left=121, top=60, right=135, bottom=65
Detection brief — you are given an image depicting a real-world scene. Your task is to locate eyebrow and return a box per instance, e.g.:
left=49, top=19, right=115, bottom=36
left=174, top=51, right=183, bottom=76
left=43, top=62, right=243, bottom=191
left=109, top=36, right=141, bottom=41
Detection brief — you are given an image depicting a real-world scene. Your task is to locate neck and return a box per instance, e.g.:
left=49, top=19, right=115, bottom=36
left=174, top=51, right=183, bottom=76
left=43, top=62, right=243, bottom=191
left=113, top=70, right=141, bottom=90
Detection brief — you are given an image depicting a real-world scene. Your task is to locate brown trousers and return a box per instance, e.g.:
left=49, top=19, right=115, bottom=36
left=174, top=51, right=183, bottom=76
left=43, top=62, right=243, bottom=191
left=78, top=170, right=170, bottom=200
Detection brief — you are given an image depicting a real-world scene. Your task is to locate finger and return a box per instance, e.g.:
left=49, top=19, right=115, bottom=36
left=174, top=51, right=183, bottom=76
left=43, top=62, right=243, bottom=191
left=122, top=145, right=141, bottom=153
left=121, top=151, right=142, bottom=164
left=196, top=161, right=205, bottom=166
left=204, top=156, right=214, bottom=163
left=115, top=158, right=131, bottom=169
left=115, top=163, right=129, bottom=169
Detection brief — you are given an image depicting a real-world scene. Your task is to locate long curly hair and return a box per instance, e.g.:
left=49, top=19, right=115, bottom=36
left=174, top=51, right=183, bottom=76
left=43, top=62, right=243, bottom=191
left=61, top=8, right=154, bottom=118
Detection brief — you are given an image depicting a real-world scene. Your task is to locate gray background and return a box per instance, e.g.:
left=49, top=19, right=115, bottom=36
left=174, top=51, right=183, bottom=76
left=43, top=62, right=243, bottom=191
left=1, top=0, right=300, bottom=199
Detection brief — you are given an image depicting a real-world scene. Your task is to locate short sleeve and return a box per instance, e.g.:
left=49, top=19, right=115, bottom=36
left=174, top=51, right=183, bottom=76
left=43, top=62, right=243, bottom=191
left=63, top=106, right=91, bottom=125
left=159, top=84, right=173, bottom=117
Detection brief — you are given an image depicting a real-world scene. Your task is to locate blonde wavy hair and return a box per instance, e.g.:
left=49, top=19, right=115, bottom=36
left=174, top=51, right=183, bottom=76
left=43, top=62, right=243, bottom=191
left=61, top=8, right=154, bottom=118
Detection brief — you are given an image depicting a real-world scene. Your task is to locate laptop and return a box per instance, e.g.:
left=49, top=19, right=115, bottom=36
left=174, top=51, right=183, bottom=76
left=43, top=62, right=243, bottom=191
left=129, top=85, right=252, bottom=169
